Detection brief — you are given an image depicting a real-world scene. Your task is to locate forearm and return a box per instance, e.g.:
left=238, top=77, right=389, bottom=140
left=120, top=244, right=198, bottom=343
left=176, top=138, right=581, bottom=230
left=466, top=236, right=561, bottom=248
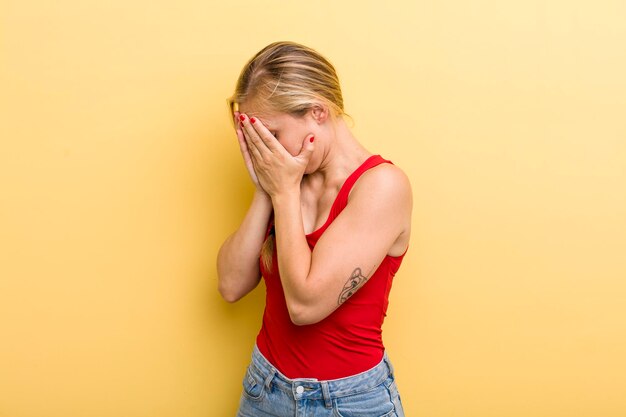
left=272, top=190, right=313, bottom=309
left=217, top=190, right=273, bottom=301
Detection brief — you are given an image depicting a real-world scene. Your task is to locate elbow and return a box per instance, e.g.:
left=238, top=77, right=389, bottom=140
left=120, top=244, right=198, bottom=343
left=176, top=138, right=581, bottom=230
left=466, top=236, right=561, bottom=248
left=217, top=275, right=247, bottom=303
left=218, top=283, right=242, bottom=303
left=216, top=245, right=243, bottom=303
left=289, top=311, right=316, bottom=326
left=217, top=270, right=260, bottom=303
left=286, top=301, right=324, bottom=326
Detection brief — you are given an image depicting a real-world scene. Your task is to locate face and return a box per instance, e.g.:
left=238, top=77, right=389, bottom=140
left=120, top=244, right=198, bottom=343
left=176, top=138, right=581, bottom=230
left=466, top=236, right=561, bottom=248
left=237, top=106, right=314, bottom=158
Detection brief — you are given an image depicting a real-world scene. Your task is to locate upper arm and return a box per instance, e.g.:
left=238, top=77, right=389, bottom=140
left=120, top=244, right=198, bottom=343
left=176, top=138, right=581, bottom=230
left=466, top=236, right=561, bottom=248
left=295, top=164, right=412, bottom=324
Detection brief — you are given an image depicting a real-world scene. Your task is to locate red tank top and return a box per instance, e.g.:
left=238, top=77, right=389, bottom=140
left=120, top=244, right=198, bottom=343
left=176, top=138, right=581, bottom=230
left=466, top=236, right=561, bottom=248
left=256, top=155, right=408, bottom=380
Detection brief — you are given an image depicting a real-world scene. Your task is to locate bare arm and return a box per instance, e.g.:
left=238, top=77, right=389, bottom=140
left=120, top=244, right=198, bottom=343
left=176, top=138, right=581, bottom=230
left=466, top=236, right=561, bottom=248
left=238, top=113, right=412, bottom=324
left=216, top=111, right=272, bottom=302
left=272, top=165, right=412, bottom=324
left=216, top=189, right=272, bottom=302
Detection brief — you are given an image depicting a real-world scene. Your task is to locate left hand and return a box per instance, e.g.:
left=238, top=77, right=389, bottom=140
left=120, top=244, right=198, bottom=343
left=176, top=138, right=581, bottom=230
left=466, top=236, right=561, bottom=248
left=239, top=114, right=315, bottom=198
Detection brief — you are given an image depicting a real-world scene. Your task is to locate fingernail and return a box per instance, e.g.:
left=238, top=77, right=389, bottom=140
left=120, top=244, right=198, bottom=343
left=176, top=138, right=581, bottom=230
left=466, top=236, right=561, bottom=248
left=250, top=117, right=256, bottom=124
left=310, top=136, right=315, bottom=143
left=239, top=115, right=245, bottom=121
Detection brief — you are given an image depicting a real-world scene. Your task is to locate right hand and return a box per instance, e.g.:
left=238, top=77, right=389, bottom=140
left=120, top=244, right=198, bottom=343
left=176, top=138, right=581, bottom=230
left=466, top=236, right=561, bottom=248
left=233, top=111, right=267, bottom=195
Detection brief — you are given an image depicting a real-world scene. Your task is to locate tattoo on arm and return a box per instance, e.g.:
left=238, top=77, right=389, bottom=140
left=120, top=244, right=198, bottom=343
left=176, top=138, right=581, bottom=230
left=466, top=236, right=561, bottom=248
left=338, top=267, right=372, bottom=306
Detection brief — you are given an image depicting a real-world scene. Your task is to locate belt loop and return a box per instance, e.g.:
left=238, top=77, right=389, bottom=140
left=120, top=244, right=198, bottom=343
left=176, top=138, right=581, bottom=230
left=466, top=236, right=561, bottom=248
left=321, top=381, right=332, bottom=408
left=384, top=352, right=395, bottom=377
left=264, top=367, right=275, bottom=390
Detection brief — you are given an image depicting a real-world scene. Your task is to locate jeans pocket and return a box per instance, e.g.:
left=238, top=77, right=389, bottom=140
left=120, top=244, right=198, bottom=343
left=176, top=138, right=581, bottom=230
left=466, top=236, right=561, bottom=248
left=333, top=384, right=396, bottom=417
left=241, top=365, right=266, bottom=401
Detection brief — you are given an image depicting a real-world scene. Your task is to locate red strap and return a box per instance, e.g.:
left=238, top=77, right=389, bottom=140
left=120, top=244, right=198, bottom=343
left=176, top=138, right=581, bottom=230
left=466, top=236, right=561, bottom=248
left=332, top=154, right=392, bottom=214
left=265, top=155, right=393, bottom=242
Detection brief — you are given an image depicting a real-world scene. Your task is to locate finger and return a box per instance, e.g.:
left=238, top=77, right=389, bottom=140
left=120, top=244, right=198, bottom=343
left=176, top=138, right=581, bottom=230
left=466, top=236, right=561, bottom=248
left=239, top=130, right=262, bottom=175
left=295, top=135, right=315, bottom=165
left=242, top=126, right=264, bottom=163
left=235, top=127, right=251, bottom=160
left=240, top=114, right=272, bottom=156
left=249, top=116, right=282, bottom=153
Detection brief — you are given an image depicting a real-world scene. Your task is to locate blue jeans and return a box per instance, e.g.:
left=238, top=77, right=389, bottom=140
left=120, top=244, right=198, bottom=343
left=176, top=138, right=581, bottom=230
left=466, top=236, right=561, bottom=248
left=236, top=344, right=405, bottom=416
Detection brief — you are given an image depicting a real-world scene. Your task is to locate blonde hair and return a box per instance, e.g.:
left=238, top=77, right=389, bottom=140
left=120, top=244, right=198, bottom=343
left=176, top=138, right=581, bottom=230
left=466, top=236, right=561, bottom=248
left=226, top=41, right=353, bottom=271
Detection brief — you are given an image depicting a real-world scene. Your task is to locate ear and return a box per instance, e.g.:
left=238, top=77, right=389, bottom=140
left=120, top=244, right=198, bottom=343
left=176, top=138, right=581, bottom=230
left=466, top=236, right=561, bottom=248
left=310, top=104, right=330, bottom=125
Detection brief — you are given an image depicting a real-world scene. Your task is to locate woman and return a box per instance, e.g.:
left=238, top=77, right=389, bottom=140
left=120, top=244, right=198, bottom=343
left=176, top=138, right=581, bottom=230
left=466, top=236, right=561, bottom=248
left=217, top=41, right=412, bottom=416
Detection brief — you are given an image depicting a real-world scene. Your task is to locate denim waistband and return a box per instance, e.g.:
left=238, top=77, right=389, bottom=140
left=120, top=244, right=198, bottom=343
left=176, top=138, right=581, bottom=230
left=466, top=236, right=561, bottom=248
left=247, top=344, right=395, bottom=403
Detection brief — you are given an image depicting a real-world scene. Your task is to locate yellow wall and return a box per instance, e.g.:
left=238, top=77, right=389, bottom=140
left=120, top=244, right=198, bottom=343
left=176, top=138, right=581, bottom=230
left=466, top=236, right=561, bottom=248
left=1, top=1, right=625, bottom=416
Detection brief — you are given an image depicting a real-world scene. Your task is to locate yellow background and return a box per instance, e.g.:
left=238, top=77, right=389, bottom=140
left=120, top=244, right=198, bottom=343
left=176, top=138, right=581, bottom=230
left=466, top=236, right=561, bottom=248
left=1, top=0, right=625, bottom=416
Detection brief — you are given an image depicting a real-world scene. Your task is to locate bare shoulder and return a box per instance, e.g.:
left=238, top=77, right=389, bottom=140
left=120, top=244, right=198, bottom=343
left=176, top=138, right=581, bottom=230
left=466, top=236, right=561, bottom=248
left=349, top=162, right=412, bottom=204
left=347, top=161, right=412, bottom=255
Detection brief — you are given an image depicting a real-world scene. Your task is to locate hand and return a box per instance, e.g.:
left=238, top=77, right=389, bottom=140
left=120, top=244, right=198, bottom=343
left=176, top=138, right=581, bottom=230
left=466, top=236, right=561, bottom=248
left=239, top=114, right=315, bottom=198
left=233, top=111, right=266, bottom=194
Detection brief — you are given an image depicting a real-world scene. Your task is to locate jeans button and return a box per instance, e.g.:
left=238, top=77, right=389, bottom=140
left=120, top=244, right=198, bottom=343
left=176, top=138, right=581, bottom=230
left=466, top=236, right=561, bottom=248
left=296, top=385, right=304, bottom=394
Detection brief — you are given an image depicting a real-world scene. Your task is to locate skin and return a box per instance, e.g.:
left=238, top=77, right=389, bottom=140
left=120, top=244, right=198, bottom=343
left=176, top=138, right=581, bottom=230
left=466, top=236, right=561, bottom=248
left=216, top=102, right=412, bottom=325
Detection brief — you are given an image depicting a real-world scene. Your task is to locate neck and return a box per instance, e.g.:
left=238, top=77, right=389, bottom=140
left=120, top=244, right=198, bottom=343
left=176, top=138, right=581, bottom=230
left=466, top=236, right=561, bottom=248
left=306, top=117, right=372, bottom=187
